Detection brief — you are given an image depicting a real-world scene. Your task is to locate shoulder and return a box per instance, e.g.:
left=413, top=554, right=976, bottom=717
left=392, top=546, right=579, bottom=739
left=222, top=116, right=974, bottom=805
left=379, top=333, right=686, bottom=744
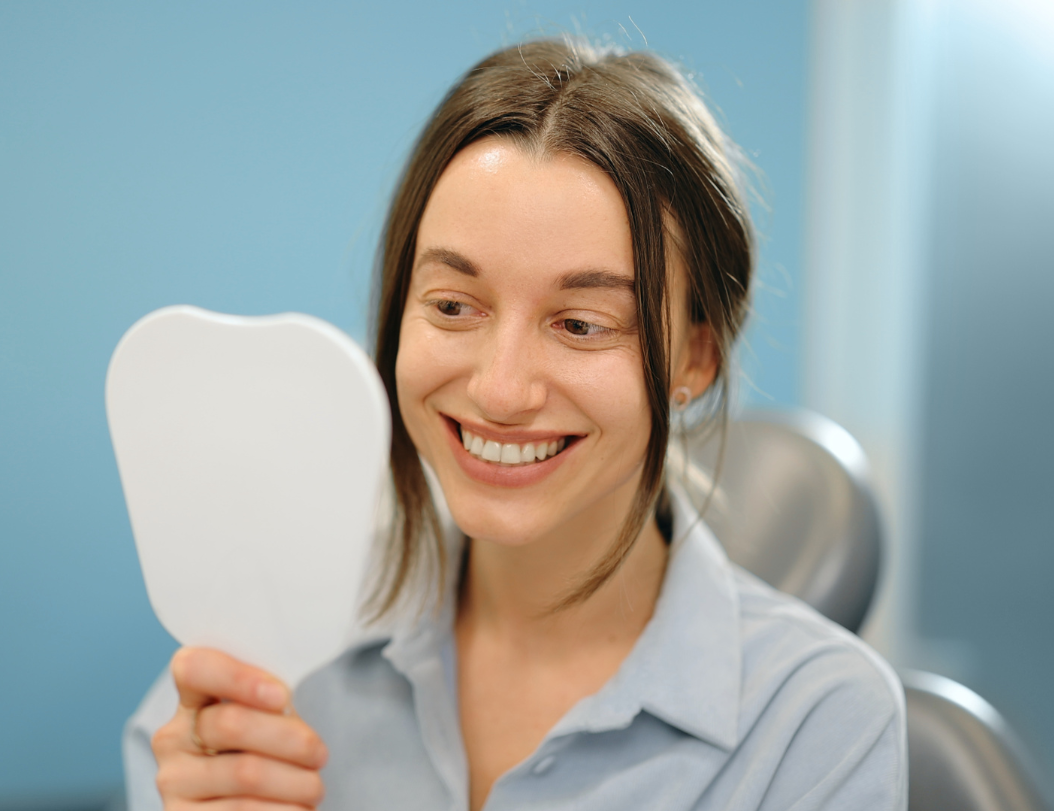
left=730, top=567, right=907, bottom=809
left=664, top=483, right=903, bottom=746
left=734, top=565, right=903, bottom=717
left=660, top=484, right=906, bottom=808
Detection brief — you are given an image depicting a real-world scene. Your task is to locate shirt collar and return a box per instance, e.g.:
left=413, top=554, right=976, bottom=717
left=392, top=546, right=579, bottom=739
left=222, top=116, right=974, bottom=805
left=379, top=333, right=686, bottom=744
left=357, top=477, right=743, bottom=753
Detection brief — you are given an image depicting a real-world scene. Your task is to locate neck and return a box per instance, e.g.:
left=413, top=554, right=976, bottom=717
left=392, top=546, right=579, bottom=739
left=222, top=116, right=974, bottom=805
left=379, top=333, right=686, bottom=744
left=456, top=499, right=669, bottom=650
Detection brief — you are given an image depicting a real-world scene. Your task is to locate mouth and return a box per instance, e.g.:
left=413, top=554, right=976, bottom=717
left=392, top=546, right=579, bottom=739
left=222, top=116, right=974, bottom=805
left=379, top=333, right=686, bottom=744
left=446, top=417, right=575, bottom=467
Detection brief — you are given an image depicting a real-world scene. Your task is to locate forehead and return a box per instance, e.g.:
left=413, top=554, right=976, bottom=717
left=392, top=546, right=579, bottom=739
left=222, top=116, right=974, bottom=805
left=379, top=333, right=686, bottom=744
left=414, top=138, right=635, bottom=286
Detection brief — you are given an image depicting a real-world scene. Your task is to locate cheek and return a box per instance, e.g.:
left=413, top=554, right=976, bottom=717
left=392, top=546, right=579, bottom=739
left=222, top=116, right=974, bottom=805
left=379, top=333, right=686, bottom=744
left=563, top=352, right=652, bottom=451
left=395, top=318, right=435, bottom=420
left=394, top=316, right=466, bottom=441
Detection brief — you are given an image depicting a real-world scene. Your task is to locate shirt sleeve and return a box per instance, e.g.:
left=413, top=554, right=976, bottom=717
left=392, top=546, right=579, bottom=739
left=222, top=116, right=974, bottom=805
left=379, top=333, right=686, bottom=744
left=122, top=668, right=179, bottom=811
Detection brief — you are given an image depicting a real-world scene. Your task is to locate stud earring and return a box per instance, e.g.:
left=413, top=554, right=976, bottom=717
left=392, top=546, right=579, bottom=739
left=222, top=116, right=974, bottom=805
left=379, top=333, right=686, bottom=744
left=671, top=385, right=692, bottom=412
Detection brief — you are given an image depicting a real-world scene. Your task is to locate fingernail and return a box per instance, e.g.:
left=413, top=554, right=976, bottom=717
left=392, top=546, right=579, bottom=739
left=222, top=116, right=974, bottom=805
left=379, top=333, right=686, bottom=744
left=256, top=681, right=287, bottom=709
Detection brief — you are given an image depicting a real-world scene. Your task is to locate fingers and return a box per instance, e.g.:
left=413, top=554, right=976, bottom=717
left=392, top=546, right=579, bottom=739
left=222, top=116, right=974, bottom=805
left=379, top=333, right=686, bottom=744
left=155, top=647, right=327, bottom=810
left=156, top=751, right=325, bottom=808
left=194, top=702, right=328, bottom=769
left=172, top=647, right=289, bottom=713
left=170, top=802, right=316, bottom=811
left=166, top=802, right=314, bottom=811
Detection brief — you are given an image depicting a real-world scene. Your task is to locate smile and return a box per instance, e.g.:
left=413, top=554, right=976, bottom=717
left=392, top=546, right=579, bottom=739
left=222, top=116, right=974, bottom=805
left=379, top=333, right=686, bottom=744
left=460, top=428, right=567, bottom=466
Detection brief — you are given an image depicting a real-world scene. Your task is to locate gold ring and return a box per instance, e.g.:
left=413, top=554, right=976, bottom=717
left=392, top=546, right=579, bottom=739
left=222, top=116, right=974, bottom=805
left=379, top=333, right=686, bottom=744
left=190, top=706, right=220, bottom=756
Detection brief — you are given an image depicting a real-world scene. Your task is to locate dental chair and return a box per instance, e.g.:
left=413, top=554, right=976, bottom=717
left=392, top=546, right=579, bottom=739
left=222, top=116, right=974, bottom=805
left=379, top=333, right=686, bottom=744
left=903, top=670, right=1050, bottom=811
left=673, top=409, right=881, bottom=633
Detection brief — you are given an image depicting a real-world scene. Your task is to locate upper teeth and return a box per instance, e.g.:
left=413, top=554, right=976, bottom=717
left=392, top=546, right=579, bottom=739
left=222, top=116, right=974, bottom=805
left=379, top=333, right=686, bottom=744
left=461, top=429, right=566, bottom=465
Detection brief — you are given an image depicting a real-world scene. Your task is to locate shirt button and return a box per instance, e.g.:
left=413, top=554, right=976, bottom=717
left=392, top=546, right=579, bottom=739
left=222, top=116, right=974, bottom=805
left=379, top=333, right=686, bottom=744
left=532, top=755, right=556, bottom=775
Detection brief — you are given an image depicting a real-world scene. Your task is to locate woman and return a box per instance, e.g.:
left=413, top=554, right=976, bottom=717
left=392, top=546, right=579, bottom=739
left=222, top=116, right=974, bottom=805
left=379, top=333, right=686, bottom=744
left=125, top=39, right=906, bottom=810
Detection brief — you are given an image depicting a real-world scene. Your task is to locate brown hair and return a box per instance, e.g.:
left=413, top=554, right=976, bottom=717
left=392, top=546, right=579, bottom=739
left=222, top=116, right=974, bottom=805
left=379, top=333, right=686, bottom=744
left=368, top=37, right=753, bottom=618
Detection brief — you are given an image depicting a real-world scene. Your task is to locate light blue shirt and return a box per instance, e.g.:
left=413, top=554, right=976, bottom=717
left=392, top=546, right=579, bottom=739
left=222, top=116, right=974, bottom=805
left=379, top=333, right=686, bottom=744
left=124, top=484, right=907, bottom=810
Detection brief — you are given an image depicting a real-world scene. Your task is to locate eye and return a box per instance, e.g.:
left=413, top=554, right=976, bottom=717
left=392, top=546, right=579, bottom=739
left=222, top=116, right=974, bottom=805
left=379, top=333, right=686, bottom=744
left=436, top=300, right=464, bottom=316
left=564, top=318, right=595, bottom=336
left=555, top=318, right=614, bottom=341
left=425, top=297, right=483, bottom=324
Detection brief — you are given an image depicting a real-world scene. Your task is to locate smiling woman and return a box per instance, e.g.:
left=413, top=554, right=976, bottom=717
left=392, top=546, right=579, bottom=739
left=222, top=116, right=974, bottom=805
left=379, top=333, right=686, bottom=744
left=124, top=38, right=907, bottom=811
left=372, top=41, right=751, bottom=623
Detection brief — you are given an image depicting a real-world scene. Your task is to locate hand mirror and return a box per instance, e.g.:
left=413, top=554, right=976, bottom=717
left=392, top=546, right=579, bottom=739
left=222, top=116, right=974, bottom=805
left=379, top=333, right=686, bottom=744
left=106, top=306, right=390, bottom=687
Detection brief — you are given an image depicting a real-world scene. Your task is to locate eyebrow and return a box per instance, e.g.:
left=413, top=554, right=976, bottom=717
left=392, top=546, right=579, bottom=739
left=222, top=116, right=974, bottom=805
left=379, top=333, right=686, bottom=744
left=558, top=269, right=635, bottom=292
left=416, top=246, right=635, bottom=292
left=417, top=247, right=480, bottom=277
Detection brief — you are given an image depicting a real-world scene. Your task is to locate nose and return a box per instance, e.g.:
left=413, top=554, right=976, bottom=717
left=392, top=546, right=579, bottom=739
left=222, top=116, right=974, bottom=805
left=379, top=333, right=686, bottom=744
left=466, top=320, right=547, bottom=422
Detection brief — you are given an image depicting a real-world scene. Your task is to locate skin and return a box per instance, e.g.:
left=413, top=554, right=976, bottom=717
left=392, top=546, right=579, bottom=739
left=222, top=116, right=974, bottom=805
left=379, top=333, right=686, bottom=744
left=152, top=648, right=327, bottom=810
left=154, top=137, right=716, bottom=811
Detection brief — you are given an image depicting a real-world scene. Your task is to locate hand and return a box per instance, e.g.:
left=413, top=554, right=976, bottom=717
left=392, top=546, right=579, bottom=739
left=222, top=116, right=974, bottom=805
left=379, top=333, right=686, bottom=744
left=152, top=647, right=328, bottom=810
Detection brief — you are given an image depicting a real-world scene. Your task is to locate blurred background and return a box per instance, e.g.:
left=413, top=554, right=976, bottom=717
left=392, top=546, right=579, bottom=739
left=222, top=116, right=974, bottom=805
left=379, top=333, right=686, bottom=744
left=1, top=0, right=1051, bottom=807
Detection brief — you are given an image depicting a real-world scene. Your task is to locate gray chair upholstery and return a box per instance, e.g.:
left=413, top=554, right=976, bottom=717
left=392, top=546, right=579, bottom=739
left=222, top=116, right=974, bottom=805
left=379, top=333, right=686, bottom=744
left=671, top=409, right=881, bottom=632
left=903, top=670, right=1051, bottom=811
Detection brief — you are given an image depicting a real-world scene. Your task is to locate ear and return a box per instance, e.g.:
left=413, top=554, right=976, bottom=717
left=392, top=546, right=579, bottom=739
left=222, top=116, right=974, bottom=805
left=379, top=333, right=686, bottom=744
left=671, top=322, right=719, bottom=400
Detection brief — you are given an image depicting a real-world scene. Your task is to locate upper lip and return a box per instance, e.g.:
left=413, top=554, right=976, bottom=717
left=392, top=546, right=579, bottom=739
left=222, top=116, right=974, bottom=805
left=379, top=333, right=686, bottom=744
left=444, top=414, right=580, bottom=445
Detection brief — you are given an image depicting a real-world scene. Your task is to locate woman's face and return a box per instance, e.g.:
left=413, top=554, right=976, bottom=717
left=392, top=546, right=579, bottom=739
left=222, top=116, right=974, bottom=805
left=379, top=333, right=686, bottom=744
left=396, top=137, right=694, bottom=549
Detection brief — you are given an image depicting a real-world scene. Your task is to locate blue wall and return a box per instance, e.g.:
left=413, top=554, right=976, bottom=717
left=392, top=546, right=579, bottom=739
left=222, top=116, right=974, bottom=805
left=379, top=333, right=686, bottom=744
left=916, top=0, right=1054, bottom=779
left=0, top=0, right=808, bottom=802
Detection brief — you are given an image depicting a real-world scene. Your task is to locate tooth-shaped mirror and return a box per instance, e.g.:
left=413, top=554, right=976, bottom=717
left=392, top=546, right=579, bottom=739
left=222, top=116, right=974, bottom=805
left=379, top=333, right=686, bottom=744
left=106, top=306, right=390, bottom=688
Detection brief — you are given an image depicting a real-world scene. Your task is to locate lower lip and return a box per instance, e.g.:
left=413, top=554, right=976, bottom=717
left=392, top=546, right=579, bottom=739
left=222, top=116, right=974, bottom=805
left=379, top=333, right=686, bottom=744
left=443, top=418, right=576, bottom=488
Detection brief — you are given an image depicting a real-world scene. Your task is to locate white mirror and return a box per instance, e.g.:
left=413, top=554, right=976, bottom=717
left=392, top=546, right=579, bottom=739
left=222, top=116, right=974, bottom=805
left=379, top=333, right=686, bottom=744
left=106, top=306, right=390, bottom=688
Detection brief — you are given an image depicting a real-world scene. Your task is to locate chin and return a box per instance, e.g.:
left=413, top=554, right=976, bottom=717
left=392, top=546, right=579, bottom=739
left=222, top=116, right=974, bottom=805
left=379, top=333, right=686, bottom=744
left=443, top=489, right=554, bottom=548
